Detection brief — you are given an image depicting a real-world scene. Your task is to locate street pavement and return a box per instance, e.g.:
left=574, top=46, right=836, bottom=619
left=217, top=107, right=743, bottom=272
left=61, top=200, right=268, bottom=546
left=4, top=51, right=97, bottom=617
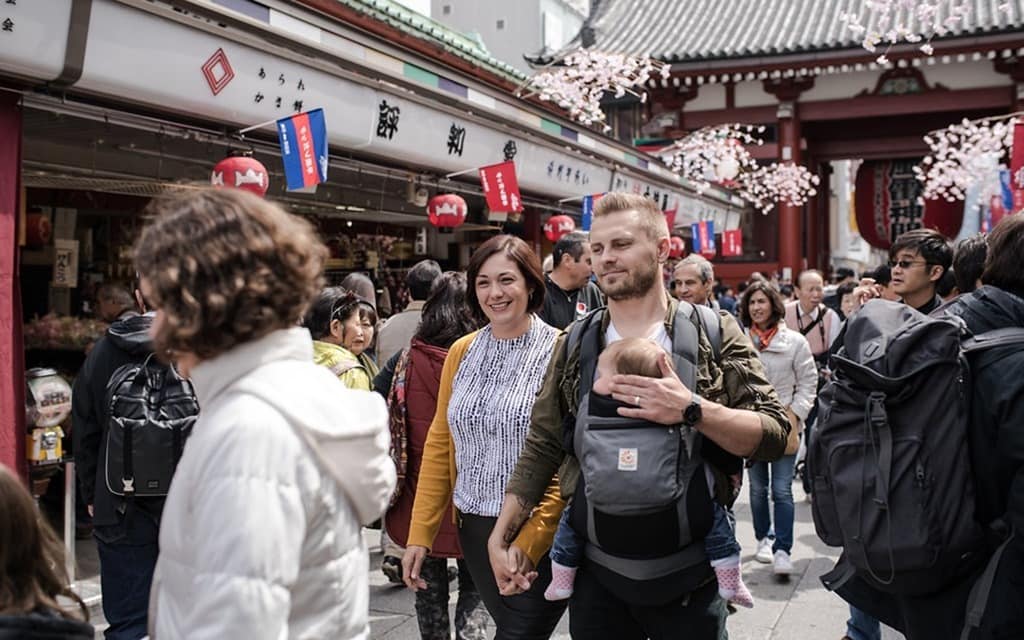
left=365, top=482, right=905, bottom=640
left=85, top=479, right=904, bottom=639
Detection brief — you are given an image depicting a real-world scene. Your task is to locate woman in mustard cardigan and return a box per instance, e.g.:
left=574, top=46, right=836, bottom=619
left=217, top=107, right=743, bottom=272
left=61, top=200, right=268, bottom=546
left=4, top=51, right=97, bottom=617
left=402, top=235, right=567, bottom=638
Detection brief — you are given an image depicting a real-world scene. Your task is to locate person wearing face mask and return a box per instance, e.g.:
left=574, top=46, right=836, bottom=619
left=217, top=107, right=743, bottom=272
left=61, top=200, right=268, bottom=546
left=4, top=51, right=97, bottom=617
left=402, top=235, right=568, bottom=639
left=304, top=288, right=374, bottom=390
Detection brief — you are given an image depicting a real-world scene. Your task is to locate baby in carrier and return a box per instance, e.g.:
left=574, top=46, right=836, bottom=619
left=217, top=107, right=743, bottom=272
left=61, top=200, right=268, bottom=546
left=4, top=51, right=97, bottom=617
left=544, top=337, right=754, bottom=608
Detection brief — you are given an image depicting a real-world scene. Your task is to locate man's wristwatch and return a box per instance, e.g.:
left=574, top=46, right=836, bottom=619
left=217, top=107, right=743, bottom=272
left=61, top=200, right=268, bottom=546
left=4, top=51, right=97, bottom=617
left=682, top=394, right=703, bottom=427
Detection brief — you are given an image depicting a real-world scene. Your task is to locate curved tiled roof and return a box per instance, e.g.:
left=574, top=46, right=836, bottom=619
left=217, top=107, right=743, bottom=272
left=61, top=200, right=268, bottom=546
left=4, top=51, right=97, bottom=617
left=549, top=0, right=1024, bottom=63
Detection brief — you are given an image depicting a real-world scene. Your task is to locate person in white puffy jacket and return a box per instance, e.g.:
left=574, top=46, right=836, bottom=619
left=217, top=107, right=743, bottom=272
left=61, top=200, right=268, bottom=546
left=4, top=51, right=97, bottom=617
left=132, top=187, right=396, bottom=640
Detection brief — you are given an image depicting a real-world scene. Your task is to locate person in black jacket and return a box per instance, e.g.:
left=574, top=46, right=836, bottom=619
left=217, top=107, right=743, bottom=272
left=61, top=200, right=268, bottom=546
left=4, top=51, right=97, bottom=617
left=71, top=288, right=164, bottom=640
left=838, top=215, right=1024, bottom=639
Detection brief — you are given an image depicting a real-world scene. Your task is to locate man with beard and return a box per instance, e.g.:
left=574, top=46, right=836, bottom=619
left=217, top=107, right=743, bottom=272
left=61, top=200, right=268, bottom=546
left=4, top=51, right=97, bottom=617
left=485, top=192, right=789, bottom=639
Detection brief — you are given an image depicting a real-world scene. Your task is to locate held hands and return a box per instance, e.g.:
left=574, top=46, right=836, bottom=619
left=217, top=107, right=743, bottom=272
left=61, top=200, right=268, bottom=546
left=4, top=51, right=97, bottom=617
left=610, top=352, right=693, bottom=425
left=486, top=536, right=537, bottom=596
left=401, top=545, right=429, bottom=591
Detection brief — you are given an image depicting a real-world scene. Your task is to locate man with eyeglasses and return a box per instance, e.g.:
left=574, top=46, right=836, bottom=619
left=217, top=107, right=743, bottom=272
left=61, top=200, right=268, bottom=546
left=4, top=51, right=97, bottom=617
left=886, top=228, right=953, bottom=315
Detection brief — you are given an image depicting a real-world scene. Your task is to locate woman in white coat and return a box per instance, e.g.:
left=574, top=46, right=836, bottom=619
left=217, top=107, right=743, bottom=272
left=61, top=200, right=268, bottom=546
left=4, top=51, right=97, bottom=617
left=739, top=281, right=817, bottom=578
left=134, top=187, right=396, bottom=640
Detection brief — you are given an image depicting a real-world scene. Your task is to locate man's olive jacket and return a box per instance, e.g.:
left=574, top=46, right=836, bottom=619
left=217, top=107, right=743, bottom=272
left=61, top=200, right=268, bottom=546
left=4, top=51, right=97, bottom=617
left=506, top=297, right=791, bottom=508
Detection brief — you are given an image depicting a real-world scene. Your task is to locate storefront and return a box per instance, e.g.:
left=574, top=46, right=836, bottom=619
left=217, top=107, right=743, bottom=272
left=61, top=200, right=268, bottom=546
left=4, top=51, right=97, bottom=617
left=0, top=0, right=737, bottom=474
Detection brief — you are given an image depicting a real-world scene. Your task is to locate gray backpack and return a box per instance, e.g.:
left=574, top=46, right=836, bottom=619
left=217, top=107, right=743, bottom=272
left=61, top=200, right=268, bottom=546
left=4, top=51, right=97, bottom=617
left=812, top=299, right=1024, bottom=624
left=564, top=301, right=724, bottom=605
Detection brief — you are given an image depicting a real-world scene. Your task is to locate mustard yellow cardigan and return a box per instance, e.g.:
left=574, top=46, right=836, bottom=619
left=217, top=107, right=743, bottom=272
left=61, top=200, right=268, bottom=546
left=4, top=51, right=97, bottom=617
left=406, top=331, right=566, bottom=566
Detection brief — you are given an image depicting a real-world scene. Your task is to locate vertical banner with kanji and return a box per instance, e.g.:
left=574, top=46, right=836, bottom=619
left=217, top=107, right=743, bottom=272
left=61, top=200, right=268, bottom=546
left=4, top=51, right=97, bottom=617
left=1010, top=122, right=1024, bottom=210
left=691, top=220, right=716, bottom=257
left=721, top=228, right=744, bottom=257
left=581, top=193, right=604, bottom=231
left=277, top=108, right=328, bottom=192
left=479, top=161, right=524, bottom=213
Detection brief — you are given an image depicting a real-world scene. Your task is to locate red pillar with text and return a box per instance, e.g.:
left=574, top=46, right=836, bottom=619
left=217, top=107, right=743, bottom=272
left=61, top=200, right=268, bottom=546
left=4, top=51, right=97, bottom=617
left=0, top=93, right=25, bottom=478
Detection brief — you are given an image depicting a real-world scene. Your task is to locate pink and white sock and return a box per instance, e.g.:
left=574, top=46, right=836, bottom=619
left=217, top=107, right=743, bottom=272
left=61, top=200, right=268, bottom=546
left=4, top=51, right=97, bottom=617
left=711, top=555, right=754, bottom=608
left=544, top=560, right=577, bottom=601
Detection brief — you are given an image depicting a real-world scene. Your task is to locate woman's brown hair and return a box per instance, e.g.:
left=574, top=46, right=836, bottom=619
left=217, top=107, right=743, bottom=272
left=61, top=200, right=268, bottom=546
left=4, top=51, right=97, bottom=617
left=465, top=235, right=545, bottom=324
left=739, top=281, right=786, bottom=328
left=0, top=465, right=87, bottom=620
left=134, top=187, right=328, bottom=360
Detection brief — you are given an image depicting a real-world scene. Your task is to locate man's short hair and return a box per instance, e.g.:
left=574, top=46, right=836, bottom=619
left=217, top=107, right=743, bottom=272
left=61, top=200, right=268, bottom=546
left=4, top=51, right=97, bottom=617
left=405, top=259, right=442, bottom=301
left=592, top=192, right=668, bottom=241
left=981, top=214, right=1024, bottom=298
left=890, top=228, right=953, bottom=273
left=835, top=267, right=855, bottom=282
left=866, top=264, right=892, bottom=286
left=677, top=254, right=714, bottom=284
left=97, top=282, right=134, bottom=309
left=552, top=231, right=589, bottom=268
left=953, top=234, right=988, bottom=294
left=796, top=269, right=825, bottom=288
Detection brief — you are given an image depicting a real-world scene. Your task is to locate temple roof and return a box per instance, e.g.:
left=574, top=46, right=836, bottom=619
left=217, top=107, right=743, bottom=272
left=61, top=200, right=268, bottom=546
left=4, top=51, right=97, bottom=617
left=534, top=0, right=1024, bottom=64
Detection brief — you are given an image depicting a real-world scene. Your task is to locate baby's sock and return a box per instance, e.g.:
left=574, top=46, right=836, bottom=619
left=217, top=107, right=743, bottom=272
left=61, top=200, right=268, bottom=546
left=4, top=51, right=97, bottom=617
left=711, top=555, right=754, bottom=608
left=543, top=560, right=577, bottom=601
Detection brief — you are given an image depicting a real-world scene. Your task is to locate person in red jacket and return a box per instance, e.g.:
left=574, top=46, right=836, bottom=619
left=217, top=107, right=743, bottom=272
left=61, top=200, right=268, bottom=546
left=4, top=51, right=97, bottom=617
left=375, top=272, right=490, bottom=640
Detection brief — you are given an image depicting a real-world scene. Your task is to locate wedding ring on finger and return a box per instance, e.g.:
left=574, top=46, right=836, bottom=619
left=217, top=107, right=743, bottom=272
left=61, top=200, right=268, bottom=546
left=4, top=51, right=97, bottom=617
left=634, top=395, right=641, bottom=406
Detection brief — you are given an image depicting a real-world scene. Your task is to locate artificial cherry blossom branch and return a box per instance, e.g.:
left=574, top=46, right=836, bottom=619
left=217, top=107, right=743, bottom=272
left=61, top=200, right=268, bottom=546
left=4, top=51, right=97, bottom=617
left=914, top=114, right=1017, bottom=202
left=519, top=49, right=671, bottom=131
left=840, top=0, right=974, bottom=65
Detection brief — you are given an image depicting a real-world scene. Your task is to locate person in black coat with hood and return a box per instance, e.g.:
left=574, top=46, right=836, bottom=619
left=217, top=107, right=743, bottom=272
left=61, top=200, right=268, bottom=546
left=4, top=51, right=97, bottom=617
left=838, top=215, right=1024, bottom=639
left=71, top=288, right=166, bottom=640
left=0, top=464, right=93, bottom=639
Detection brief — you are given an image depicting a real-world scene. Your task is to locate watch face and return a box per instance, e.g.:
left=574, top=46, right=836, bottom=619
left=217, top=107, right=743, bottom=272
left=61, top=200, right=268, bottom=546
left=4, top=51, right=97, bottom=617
left=684, top=401, right=702, bottom=425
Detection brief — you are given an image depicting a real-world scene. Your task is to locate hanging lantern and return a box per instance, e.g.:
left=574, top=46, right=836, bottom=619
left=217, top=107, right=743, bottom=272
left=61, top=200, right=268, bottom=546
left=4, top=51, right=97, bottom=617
left=668, top=236, right=686, bottom=259
left=211, top=150, right=269, bottom=197
left=855, top=159, right=965, bottom=249
left=427, top=194, right=468, bottom=232
left=24, top=212, right=52, bottom=248
left=543, top=215, right=576, bottom=242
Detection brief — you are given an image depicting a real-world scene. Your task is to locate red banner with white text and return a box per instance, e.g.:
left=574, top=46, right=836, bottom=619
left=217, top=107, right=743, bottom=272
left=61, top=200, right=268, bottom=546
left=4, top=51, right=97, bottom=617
left=479, top=161, right=524, bottom=213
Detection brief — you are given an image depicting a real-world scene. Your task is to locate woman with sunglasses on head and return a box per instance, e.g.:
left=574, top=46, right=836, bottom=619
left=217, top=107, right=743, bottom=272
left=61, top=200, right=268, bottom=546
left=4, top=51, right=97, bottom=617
left=305, top=287, right=375, bottom=390
left=402, top=235, right=568, bottom=639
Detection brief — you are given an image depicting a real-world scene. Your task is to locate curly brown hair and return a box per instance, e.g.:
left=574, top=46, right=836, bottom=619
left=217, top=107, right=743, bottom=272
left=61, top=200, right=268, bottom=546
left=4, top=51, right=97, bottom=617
left=134, top=187, right=327, bottom=360
left=0, top=464, right=87, bottom=620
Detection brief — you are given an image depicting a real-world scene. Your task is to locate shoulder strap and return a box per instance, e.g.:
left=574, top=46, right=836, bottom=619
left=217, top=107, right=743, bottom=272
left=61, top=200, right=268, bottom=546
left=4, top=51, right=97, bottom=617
left=691, top=303, right=722, bottom=363
left=962, top=327, right=1024, bottom=354
left=671, top=302, right=700, bottom=392
left=572, top=309, right=605, bottom=404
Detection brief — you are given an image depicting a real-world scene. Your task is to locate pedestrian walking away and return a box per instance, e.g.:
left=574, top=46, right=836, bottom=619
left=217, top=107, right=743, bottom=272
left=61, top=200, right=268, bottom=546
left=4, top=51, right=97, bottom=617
left=135, top=187, right=395, bottom=639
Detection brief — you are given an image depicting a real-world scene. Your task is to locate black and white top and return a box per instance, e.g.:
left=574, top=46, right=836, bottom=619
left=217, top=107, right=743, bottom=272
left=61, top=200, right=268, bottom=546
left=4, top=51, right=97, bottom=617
left=448, top=316, right=558, bottom=517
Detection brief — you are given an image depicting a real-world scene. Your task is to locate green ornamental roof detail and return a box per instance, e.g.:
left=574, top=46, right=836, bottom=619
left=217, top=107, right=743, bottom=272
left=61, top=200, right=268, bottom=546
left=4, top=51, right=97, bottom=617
left=333, top=0, right=527, bottom=81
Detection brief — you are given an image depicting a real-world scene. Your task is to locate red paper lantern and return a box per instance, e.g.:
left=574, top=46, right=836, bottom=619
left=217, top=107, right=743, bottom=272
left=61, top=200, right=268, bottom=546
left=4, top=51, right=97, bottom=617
left=24, top=212, right=52, bottom=248
left=543, top=215, right=576, bottom=243
left=211, top=151, right=269, bottom=197
left=854, top=159, right=964, bottom=249
left=427, top=194, right=467, bottom=231
left=668, top=236, right=685, bottom=259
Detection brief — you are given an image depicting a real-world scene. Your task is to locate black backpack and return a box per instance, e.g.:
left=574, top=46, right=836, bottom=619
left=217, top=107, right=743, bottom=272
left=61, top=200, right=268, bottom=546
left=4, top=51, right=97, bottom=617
left=564, top=301, right=726, bottom=605
left=104, top=354, right=199, bottom=497
left=812, top=299, right=1024, bottom=599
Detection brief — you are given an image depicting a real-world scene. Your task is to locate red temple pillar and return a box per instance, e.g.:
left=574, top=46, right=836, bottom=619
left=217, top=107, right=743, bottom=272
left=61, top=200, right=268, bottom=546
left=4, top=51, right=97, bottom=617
left=764, top=77, right=814, bottom=280
left=776, top=102, right=803, bottom=279
left=0, top=93, right=25, bottom=477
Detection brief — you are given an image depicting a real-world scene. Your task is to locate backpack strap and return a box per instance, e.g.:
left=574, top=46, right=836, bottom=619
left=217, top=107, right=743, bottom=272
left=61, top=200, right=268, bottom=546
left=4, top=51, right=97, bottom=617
left=671, top=301, right=700, bottom=391
left=571, top=309, right=605, bottom=404
left=960, top=522, right=1014, bottom=640
left=961, top=327, right=1024, bottom=353
left=691, top=303, right=723, bottom=364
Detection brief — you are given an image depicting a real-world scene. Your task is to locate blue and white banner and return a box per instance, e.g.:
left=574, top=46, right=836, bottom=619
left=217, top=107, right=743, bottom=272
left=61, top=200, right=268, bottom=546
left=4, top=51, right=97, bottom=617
left=277, top=108, right=328, bottom=191
left=691, top=220, right=715, bottom=255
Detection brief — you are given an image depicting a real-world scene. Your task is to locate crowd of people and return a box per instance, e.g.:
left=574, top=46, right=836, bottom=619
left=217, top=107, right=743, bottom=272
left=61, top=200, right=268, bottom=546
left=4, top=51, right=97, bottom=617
left=1, top=185, right=1022, bottom=640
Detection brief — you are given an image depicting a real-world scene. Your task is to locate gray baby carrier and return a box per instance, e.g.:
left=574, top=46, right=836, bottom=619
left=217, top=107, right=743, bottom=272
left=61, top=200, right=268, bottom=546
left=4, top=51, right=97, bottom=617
left=565, top=302, right=723, bottom=605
